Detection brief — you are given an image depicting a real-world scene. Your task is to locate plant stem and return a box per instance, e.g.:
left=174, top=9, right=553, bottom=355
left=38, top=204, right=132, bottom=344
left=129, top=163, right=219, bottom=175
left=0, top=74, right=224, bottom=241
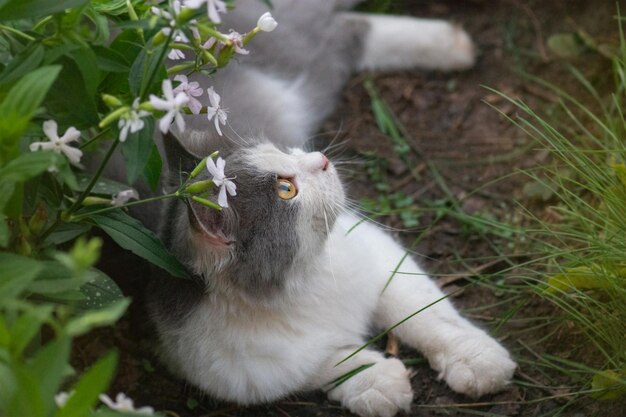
left=140, top=31, right=173, bottom=100
left=71, top=192, right=180, bottom=221
left=80, top=127, right=111, bottom=149
left=68, top=139, right=120, bottom=215
left=0, top=24, right=35, bottom=41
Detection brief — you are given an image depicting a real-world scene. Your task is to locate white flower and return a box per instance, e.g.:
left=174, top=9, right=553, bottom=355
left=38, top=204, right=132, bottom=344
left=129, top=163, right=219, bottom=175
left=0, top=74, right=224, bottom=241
left=118, top=99, right=150, bottom=142
left=55, top=391, right=73, bottom=408
left=225, top=30, right=248, bottom=55
left=206, top=156, right=236, bottom=207
left=173, top=74, right=203, bottom=114
left=152, top=1, right=189, bottom=43
left=111, top=189, right=140, bottom=207
left=205, top=86, right=227, bottom=136
left=99, top=393, right=154, bottom=415
left=184, top=0, right=226, bottom=23
left=149, top=79, right=189, bottom=134
left=30, top=120, right=83, bottom=165
left=168, top=34, right=186, bottom=60
left=257, top=12, right=277, bottom=32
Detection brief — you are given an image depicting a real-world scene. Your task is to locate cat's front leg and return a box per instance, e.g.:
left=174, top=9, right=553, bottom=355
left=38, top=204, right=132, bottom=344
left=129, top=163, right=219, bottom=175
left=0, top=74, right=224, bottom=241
left=307, top=348, right=413, bottom=417
left=373, top=263, right=516, bottom=398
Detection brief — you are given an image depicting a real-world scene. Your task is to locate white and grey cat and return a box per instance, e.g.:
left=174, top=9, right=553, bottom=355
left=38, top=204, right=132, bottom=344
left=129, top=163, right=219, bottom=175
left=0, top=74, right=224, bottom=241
left=145, top=2, right=516, bottom=417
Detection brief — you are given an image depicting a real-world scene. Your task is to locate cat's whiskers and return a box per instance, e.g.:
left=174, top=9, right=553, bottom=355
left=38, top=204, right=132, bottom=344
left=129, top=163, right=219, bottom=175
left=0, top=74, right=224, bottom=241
left=342, top=198, right=409, bottom=233
left=223, top=120, right=250, bottom=146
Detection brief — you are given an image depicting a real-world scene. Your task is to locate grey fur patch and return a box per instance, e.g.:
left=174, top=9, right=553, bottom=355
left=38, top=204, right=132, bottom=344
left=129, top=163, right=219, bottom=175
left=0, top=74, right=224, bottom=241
left=222, top=156, right=300, bottom=297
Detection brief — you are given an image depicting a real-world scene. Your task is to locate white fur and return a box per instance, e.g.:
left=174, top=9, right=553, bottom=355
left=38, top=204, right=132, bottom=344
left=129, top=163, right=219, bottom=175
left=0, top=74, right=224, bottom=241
left=154, top=10, right=513, bottom=417
left=348, top=13, right=476, bottom=71
left=156, top=161, right=516, bottom=415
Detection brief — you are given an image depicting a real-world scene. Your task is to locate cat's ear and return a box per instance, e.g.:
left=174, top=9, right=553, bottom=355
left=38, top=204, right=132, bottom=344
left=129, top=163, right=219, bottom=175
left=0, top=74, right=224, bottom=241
left=162, top=131, right=201, bottom=175
left=187, top=201, right=234, bottom=247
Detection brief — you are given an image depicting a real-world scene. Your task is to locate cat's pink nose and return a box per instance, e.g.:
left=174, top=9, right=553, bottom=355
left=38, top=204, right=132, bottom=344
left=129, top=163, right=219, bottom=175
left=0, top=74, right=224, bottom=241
left=321, top=154, right=329, bottom=171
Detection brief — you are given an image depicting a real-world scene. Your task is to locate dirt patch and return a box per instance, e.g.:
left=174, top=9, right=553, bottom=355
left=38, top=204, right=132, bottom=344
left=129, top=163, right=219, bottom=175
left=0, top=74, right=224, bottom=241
left=76, top=1, right=626, bottom=416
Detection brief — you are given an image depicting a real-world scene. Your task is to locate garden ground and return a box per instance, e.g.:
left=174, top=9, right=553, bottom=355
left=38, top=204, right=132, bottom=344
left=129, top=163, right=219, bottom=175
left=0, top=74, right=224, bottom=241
left=75, top=1, right=626, bottom=416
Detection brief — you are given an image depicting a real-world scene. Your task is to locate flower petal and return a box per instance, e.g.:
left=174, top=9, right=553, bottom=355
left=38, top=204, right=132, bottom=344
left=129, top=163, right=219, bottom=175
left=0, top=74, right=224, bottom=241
left=174, top=111, right=186, bottom=133
left=206, top=156, right=219, bottom=177
left=217, top=185, right=228, bottom=207
left=60, top=144, right=83, bottom=165
left=118, top=121, right=130, bottom=142
left=43, top=120, right=59, bottom=140
left=188, top=96, right=203, bottom=115
left=215, top=156, right=225, bottom=174
left=158, top=110, right=175, bottom=133
left=225, top=179, right=237, bottom=196
left=206, top=87, right=220, bottom=108
left=30, top=141, right=55, bottom=152
left=60, top=126, right=81, bottom=144
left=162, top=79, right=174, bottom=101
left=149, top=95, right=171, bottom=111
left=213, top=113, right=223, bottom=136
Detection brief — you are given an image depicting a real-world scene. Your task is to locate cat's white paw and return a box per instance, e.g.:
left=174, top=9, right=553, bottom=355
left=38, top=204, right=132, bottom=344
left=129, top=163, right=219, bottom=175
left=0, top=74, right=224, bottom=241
left=433, top=332, right=516, bottom=398
left=328, top=358, right=413, bottom=417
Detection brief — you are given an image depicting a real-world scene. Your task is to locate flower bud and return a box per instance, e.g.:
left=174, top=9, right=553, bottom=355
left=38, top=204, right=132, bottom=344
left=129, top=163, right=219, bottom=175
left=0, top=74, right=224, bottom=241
left=257, top=12, right=277, bottom=32
left=185, top=179, right=214, bottom=194
left=82, top=196, right=113, bottom=206
left=191, top=195, right=222, bottom=210
left=153, top=30, right=167, bottom=46
left=189, top=157, right=209, bottom=179
left=102, top=94, right=123, bottom=108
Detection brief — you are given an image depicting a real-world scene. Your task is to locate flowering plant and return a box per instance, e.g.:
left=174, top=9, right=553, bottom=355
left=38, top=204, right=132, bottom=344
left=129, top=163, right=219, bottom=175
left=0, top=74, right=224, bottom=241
left=0, top=0, right=275, bottom=415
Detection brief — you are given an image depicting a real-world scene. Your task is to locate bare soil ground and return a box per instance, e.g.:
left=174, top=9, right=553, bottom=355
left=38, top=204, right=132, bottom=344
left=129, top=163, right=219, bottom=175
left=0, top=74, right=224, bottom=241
left=76, top=1, right=626, bottom=416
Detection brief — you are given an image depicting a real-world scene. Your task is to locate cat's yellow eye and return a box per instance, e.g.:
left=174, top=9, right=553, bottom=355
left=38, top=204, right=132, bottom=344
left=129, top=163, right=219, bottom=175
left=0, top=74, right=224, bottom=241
left=276, top=178, right=297, bottom=200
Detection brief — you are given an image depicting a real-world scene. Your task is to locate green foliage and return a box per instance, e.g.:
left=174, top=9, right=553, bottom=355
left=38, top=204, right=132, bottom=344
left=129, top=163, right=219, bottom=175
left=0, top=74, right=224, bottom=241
left=0, top=0, right=257, bottom=414
left=493, top=13, right=626, bottom=403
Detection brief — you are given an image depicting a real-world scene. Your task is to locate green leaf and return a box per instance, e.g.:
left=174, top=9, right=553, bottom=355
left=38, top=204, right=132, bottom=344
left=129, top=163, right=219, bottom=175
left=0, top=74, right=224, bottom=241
left=57, top=352, right=118, bottom=417
left=78, top=269, right=124, bottom=310
left=27, top=261, right=84, bottom=295
left=592, top=369, right=626, bottom=400
left=547, top=33, right=585, bottom=58
left=10, top=304, right=54, bottom=357
left=128, top=43, right=166, bottom=97
left=143, top=141, right=163, bottom=192
left=66, top=44, right=100, bottom=97
left=0, top=214, right=8, bottom=247
left=45, top=58, right=98, bottom=129
left=8, top=364, right=46, bottom=417
left=0, top=252, right=43, bottom=301
left=73, top=175, right=130, bottom=196
left=0, top=152, right=63, bottom=213
left=65, top=298, right=129, bottom=336
left=44, top=222, right=91, bottom=246
left=0, top=43, right=44, bottom=86
left=86, top=210, right=189, bottom=279
left=122, top=117, right=156, bottom=184
left=28, top=337, right=72, bottom=415
left=0, top=0, right=89, bottom=21
left=613, top=163, right=626, bottom=188
left=0, top=65, right=61, bottom=151
left=0, top=361, right=16, bottom=411
left=93, top=46, right=130, bottom=73
left=545, top=266, right=612, bottom=293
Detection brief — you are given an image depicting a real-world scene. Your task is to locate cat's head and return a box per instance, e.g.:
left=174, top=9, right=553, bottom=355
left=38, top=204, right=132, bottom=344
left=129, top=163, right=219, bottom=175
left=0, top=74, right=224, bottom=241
left=160, top=131, right=345, bottom=300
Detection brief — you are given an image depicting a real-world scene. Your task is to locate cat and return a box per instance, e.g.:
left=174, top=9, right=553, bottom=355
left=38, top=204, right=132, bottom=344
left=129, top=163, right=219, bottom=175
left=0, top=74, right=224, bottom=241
left=144, top=1, right=517, bottom=417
